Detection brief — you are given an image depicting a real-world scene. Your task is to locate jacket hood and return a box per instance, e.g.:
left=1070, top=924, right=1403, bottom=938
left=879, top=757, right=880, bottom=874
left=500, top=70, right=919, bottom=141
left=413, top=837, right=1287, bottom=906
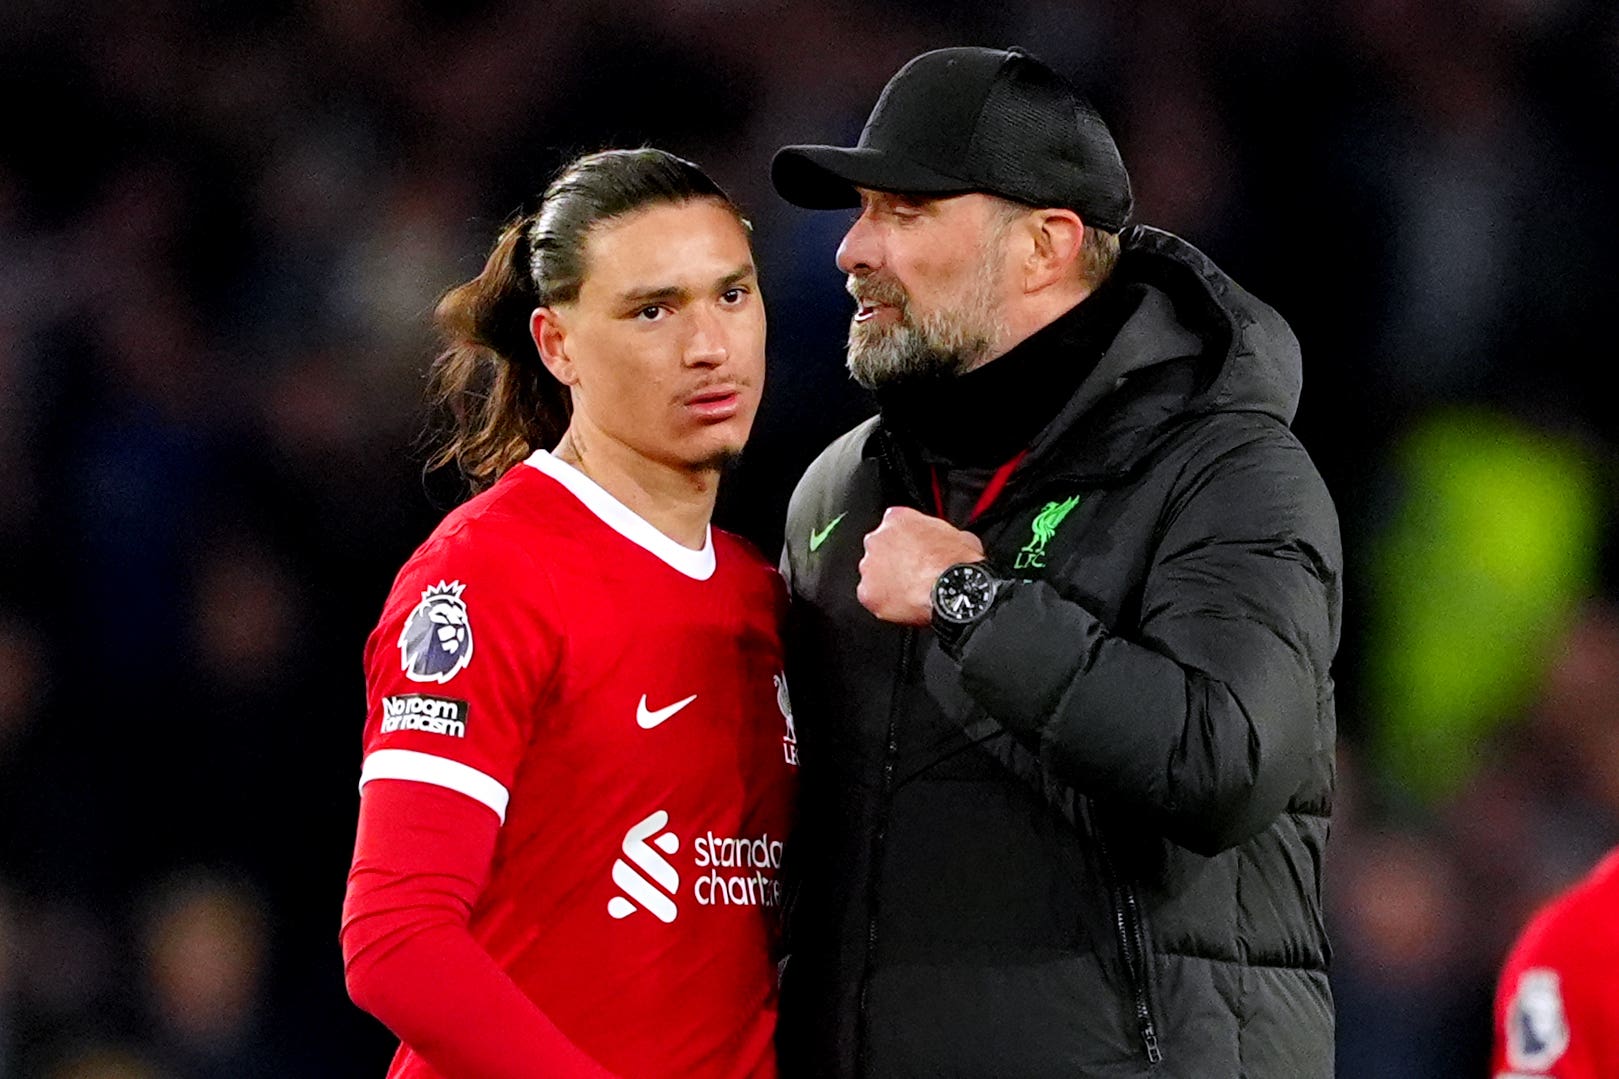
left=1020, top=225, right=1304, bottom=481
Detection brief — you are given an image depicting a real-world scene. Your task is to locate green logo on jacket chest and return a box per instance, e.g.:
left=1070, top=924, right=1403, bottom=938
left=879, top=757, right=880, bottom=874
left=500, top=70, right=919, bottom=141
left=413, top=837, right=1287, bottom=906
left=809, top=512, right=847, bottom=553
left=1014, top=495, right=1083, bottom=570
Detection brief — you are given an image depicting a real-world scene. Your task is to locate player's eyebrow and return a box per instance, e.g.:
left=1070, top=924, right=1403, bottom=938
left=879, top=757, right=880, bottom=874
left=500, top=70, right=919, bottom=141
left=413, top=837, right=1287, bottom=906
left=615, top=264, right=756, bottom=308
left=713, top=265, right=756, bottom=292
left=617, top=284, right=688, bottom=308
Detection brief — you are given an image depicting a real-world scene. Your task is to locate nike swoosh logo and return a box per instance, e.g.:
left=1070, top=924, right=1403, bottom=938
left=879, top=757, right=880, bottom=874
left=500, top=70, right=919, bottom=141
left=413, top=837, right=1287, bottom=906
left=809, top=513, right=847, bottom=552
left=636, top=693, right=697, bottom=729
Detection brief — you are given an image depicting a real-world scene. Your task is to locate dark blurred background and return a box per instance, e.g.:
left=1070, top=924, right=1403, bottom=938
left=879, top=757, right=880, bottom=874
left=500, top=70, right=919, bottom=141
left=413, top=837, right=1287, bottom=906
left=3, top=1, right=1619, bottom=1076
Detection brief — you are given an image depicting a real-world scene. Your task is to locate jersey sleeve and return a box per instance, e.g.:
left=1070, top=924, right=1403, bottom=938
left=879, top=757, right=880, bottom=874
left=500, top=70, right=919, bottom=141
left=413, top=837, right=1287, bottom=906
left=1493, top=889, right=1616, bottom=1079
left=342, top=782, right=618, bottom=1078
left=359, top=521, right=562, bottom=823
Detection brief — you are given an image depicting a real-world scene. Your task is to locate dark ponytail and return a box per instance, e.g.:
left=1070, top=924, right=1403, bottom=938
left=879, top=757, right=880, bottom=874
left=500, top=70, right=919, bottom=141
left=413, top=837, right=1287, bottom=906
left=426, top=214, right=568, bottom=489
left=427, top=147, right=746, bottom=491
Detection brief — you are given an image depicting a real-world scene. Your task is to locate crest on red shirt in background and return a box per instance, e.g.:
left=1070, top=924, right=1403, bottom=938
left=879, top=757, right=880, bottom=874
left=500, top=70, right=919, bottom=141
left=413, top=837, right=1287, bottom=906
left=775, top=673, right=797, bottom=766
left=399, top=580, right=474, bottom=684
left=1506, top=968, right=1571, bottom=1072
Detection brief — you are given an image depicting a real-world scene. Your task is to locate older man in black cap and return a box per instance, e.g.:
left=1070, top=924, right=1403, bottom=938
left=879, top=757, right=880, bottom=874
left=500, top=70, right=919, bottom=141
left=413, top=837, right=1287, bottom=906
left=771, top=47, right=1341, bottom=1078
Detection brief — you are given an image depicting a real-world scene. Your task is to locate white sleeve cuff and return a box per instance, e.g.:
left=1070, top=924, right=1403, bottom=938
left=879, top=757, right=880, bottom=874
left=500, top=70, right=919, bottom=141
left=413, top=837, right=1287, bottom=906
left=359, top=748, right=510, bottom=823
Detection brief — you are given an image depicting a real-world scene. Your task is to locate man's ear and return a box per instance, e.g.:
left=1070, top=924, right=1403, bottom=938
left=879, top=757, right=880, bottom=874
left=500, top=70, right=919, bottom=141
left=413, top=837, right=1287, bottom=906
left=1023, top=209, right=1084, bottom=293
left=532, top=307, right=578, bottom=385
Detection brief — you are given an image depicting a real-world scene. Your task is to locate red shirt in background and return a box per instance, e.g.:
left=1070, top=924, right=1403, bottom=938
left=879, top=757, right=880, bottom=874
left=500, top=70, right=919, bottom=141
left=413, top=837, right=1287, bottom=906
left=1494, top=848, right=1619, bottom=1078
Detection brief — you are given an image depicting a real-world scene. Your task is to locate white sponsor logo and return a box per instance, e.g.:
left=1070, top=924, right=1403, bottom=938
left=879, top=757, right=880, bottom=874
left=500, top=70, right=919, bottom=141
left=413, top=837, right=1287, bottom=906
left=380, top=694, right=468, bottom=738
left=607, top=811, right=785, bottom=923
left=1506, top=968, right=1570, bottom=1072
left=636, top=693, right=697, bottom=730
left=608, top=810, right=681, bottom=923
left=398, top=581, right=473, bottom=684
left=775, top=672, right=797, bottom=766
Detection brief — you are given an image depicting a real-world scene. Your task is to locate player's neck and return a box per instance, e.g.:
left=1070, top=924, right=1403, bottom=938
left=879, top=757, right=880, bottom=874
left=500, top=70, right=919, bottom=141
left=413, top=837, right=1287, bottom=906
left=552, top=426, right=718, bottom=549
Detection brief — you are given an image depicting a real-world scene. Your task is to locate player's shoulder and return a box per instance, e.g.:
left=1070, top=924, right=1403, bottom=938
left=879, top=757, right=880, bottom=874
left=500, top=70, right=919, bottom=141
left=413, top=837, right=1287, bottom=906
left=1516, top=850, right=1619, bottom=959
left=389, top=463, right=569, bottom=601
left=714, top=527, right=788, bottom=598
left=714, top=527, right=771, bottom=570
left=1495, top=852, right=1619, bottom=1078
left=418, top=463, right=567, bottom=558
left=1498, top=848, right=1619, bottom=1024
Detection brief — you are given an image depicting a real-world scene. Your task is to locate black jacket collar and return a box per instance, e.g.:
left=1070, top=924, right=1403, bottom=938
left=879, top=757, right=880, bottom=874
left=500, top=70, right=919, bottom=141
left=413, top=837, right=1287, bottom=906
left=863, top=226, right=1306, bottom=487
left=873, top=277, right=1139, bottom=468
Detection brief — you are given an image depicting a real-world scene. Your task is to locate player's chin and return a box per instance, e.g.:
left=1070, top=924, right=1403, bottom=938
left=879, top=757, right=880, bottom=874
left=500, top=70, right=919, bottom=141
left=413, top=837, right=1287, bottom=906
left=692, top=445, right=746, bottom=473
left=678, top=420, right=752, bottom=473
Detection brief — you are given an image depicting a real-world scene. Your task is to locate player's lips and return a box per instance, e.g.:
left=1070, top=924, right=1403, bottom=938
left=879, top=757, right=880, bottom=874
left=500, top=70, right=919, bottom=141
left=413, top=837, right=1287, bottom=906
left=684, top=384, right=743, bottom=421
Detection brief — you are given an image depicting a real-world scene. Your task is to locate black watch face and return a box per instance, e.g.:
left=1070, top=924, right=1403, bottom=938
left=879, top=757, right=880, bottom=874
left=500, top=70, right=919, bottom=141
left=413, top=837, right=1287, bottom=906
left=936, top=565, right=995, bottom=623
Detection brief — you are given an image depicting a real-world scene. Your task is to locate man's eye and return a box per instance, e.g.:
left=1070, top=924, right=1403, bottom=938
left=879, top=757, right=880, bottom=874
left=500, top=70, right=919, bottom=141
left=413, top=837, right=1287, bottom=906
left=637, top=306, right=666, bottom=321
left=721, top=287, right=747, bottom=304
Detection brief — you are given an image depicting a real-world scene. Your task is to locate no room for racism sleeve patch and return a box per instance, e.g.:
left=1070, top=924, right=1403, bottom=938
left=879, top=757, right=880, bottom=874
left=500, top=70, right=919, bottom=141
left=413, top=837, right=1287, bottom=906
left=380, top=694, right=470, bottom=738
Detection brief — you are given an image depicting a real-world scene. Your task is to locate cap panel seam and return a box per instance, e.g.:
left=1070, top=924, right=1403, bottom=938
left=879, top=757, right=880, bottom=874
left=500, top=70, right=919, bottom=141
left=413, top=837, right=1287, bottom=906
left=963, top=52, right=1019, bottom=187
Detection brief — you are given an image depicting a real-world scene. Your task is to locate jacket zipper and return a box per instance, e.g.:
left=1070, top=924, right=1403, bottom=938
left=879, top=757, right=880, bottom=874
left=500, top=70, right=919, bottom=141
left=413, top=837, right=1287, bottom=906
left=856, top=430, right=925, bottom=1074
left=1094, top=827, right=1164, bottom=1065
left=855, top=626, right=915, bottom=1073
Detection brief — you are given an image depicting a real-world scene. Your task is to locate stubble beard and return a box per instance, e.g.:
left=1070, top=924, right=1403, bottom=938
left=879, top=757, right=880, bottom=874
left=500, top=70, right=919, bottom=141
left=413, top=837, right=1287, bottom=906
left=844, top=255, right=1008, bottom=391
left=693, top=445, right=745, bottom=474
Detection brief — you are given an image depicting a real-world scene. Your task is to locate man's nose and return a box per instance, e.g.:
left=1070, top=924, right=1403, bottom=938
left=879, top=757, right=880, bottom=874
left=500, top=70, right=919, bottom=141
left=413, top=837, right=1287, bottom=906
left=836, top=211, right=882, bottom=277
left=684, top=304, right=728, bottom=367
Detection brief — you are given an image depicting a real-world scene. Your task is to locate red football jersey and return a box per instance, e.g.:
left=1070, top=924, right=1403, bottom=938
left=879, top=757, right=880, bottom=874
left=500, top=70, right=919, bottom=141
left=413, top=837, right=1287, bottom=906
left=1493, top=848, right=1619, bottom=1078
left=360, top=450, right=798, bottom=1079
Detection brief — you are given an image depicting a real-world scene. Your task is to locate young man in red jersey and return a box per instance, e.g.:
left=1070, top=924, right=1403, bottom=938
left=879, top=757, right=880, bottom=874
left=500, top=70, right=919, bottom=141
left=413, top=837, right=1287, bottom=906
left=340, top=148, right=797, bottom=1079
left=1493, top=848, right=1619, bottom=1078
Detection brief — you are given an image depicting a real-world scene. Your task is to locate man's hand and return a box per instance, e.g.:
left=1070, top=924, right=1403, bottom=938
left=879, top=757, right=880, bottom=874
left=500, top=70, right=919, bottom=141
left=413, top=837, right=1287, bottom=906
left=857, top=507, right=986, bottom=625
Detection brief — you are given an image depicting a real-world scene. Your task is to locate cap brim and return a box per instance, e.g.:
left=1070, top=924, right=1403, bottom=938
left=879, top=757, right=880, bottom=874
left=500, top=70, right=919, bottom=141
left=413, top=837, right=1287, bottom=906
left=771, top=145, right=976, bottom=209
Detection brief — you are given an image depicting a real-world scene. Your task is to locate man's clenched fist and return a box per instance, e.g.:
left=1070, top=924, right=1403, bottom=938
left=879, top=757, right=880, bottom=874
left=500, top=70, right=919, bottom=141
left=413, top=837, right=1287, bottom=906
left=856, top=507, right=986, bottom=625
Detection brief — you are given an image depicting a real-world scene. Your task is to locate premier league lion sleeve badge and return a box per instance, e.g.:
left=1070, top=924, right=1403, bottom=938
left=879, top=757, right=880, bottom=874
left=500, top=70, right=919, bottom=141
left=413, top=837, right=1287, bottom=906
left=1505, top=968, right=1571, bottom=1073
left=399, top=580, right=474, bottom=684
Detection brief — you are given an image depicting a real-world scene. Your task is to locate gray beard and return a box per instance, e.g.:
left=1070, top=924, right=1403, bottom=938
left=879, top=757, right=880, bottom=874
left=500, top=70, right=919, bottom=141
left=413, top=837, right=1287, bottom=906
left=846, top=318, right=978, bottom=389
left=845, top=267, right=1006, bottom=391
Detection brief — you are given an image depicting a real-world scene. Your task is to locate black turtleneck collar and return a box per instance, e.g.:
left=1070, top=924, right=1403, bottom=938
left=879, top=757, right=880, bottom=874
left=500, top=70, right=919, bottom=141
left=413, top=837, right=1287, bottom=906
left=874, top=275, right=1140, bottom=467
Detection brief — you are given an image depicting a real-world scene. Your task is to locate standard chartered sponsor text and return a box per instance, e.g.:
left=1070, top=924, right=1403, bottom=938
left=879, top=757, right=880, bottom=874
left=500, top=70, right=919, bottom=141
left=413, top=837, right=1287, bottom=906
left=693, top=831, right=784, bottom=908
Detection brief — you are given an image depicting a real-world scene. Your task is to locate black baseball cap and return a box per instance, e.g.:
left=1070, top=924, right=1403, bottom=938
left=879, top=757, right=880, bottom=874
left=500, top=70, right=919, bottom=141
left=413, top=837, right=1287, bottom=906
left=772, top=46, right=1133, bottom=233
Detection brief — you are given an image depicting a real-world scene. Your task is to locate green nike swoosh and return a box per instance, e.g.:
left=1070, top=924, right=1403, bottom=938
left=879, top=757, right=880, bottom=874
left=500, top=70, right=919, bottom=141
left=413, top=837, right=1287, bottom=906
left=809, top=513, right=847, bottom=553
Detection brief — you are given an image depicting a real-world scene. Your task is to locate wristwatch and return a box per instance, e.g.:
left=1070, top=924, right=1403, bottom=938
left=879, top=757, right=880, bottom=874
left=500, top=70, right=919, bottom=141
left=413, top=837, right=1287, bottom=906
left=930, top=560, right=1009, bottom=655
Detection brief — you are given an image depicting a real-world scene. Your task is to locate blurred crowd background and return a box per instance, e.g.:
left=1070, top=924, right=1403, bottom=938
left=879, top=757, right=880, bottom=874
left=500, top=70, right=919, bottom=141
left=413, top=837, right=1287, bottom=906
left=3, top=1, right=1618, bottom=1076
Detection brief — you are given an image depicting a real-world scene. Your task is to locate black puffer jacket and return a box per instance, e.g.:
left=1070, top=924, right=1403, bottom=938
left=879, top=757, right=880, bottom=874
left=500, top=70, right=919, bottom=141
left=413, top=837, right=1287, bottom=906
left=777, top=227, right=1342, bottom=1078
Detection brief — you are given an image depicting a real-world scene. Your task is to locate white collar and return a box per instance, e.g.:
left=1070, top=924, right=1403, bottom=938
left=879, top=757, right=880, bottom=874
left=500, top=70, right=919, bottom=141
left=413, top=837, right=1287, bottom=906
left=523, top=449, right=716, bottom=580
